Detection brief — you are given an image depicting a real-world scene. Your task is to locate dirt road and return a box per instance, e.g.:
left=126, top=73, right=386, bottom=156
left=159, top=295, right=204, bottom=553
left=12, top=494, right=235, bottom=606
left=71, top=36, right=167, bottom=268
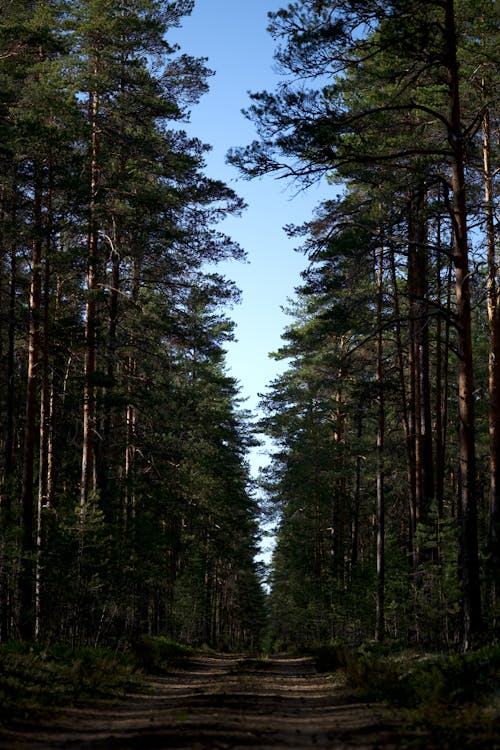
left=0, top=655, right=422, bottom=749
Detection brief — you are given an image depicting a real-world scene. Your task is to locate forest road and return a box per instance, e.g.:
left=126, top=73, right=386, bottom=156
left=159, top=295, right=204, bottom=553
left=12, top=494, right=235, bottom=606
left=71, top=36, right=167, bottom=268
left=0, top=654, right=424, bottom=749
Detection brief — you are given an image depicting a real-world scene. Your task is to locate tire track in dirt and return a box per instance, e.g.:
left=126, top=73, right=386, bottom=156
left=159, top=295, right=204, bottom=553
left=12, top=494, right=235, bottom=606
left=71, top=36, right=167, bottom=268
left=0, top=654, right=423, bottom=749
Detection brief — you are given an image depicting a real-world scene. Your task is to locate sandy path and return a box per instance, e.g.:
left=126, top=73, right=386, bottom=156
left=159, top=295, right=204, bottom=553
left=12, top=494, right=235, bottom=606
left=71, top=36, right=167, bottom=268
left=0, top=655, right=421, bottom=749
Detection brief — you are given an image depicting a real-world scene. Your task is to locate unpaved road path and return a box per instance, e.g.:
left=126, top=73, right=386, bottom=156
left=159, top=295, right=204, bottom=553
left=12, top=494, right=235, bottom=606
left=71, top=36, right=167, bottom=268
left=0, top=655, right=423, bottom=749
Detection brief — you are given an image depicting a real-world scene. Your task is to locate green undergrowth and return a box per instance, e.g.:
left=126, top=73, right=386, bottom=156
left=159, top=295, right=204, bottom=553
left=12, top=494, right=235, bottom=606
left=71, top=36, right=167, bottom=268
left=128, top=635, right=194, bottom=674
left=231, top=657, right=271, bottom=672
left=307, top=641, right=500, bottom=748
left=0, top=636, right=193, bottom=725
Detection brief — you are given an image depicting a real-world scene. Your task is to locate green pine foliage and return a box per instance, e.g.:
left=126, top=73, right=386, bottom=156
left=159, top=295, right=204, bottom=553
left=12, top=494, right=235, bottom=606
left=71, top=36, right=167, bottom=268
left=0, top=640, right=139, bottom=723
left=232, top=0, right=500, bottom=651
left=0, top=0, right=265, bottom=651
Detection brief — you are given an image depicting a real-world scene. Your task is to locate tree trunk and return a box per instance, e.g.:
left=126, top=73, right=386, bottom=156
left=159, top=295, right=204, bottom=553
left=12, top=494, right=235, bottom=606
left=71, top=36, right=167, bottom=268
left=434, top=201, right=452, bottom=521
left=3, top=186, right=18, bottom=513
left=408, top=186, right=434, bottom=540
left=96, top=229, right=120, bottom=508
left=35, top=170, right=53, bottom=642
left=445, top=0, right=481, bottom=649
left=389, top=249, right=415, bottom=558
left=125, top=256, right=141, bottom=629
left=483, top=103, right=500, bottom=625
left=350, top=407, right=363, bottom=569
left=19, top=165, right=43, bottom=641
left=375, top=243, right=385, bottom=643
left=81, top=82, right=100, bottom=510
left=0, top=180, right=17, bottom=642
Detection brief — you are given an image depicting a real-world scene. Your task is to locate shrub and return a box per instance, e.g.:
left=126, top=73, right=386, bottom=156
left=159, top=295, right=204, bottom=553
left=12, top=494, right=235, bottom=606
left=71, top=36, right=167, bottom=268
left=128, top=636, right=193, bottom=674
left=307, top=641, right=500, bottom=710
left=0, top=641, right=139, bottom=724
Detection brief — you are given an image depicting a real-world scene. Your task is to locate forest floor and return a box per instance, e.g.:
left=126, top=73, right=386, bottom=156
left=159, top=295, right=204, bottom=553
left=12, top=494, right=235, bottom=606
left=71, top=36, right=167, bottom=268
left=0, top=653, right=439, bottom=749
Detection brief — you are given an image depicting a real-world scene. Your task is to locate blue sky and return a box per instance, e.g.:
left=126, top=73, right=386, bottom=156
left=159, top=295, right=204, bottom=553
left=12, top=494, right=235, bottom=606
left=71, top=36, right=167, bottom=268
left=171, top=1, right=331, bottom=474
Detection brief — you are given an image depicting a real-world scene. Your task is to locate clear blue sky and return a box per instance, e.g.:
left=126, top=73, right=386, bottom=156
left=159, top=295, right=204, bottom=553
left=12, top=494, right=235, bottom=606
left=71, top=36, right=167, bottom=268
left=171, top=1, right=331, bottom=474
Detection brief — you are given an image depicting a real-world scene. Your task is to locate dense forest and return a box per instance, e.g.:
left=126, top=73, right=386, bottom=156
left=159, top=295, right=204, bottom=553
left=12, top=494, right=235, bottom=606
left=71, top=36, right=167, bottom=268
left=230, top=0, right=500, bottom=653
left=0, top=0, right=265, bottom=649
left=1, top=0, right=500, bottom=664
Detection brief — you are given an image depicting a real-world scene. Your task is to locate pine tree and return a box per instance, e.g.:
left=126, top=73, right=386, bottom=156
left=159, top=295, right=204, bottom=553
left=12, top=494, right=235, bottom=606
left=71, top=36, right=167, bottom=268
left=231, top=0, right=492, bottom=650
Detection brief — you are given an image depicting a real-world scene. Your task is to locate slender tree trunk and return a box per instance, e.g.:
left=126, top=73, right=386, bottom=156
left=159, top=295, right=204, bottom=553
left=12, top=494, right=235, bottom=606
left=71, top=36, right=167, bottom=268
left=415, top=195, right=434, bottom=519
left=407, top=265, right=418, bottom=550
left=35, top=171, right=53, bottom=641
left=375, top=243, right=385, bottom=642
left=0, top=182, right=17, bottom=642
left=408, top=219, right=422, bottom=533
left=408, top=186, right=434, bottom=540
left=483, top=103, right=500, bottom=623
left=96, top=228, right=120, bottom=507
left=3, top=188, right=17, bottom=511
left=445, top=0, right=481, bottom=649
left=125, top=257, right=140, bottom=524
left=434, top=201, right=449, bottom=521
left=0, top=186, right=8, bottom=644
left=19, top=164, right=43, bottom=641
left=81, top=82, right=100, bottom=509
left=350, top=407, right=363, bottom=569
left=0, top=188, right=4, bottom=436
left=333, top=371, right=346, bottom=586
left=46, top=272, right=63, bottom=513
left=125, top=257, right=140, bottom=629
left=389, top=249, right=416, bottom=559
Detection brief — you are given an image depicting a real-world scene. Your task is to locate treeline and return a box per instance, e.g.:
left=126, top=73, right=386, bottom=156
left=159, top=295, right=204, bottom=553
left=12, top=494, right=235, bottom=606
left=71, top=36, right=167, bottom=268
left=231, top=0, right=500, bottom=650
left=0, top=0, right=266, bottom=649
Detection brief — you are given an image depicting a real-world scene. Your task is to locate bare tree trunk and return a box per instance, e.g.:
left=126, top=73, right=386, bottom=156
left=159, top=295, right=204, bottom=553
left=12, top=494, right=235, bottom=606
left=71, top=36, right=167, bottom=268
left=125, top=258, right=140, bottom=525
left=95, top=227, right=120, bottom=507
left=35, top=170, right=53, bottom=641
left=125, top=257, right=141, bottom=629
left=0, top=181, right=17, bottom=642
left=0, top=185, right=8, bottom=644
left=483, top=104, right=500, bottom=625
left=434, top=201, right=451, bottom=521
left=81, top=83, right=100, bottom=510
left=389, top=249, right=415, bottom=560
left=415, top=198, right=434, bottom=520
left=408, top=187, right=434, bottom=541
left=333, top=371, right=346, bottom=586
left=375, top=243, right=385, bottom=643
left=445, top=0, right=481, bottom=649
left=3, top=186, right=17, bottom=513
left=0, top=188, right=4, bottom=440
left=350, top=407, right=363, bottom=569
left=19, top=165, right=43, bottom=641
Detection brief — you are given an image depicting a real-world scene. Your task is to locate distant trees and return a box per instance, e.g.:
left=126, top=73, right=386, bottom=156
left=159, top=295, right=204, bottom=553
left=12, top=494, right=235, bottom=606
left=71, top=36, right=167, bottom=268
left=0, top=0, right=265, bottom=649
left=231, top=0, right=500, bottom=650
